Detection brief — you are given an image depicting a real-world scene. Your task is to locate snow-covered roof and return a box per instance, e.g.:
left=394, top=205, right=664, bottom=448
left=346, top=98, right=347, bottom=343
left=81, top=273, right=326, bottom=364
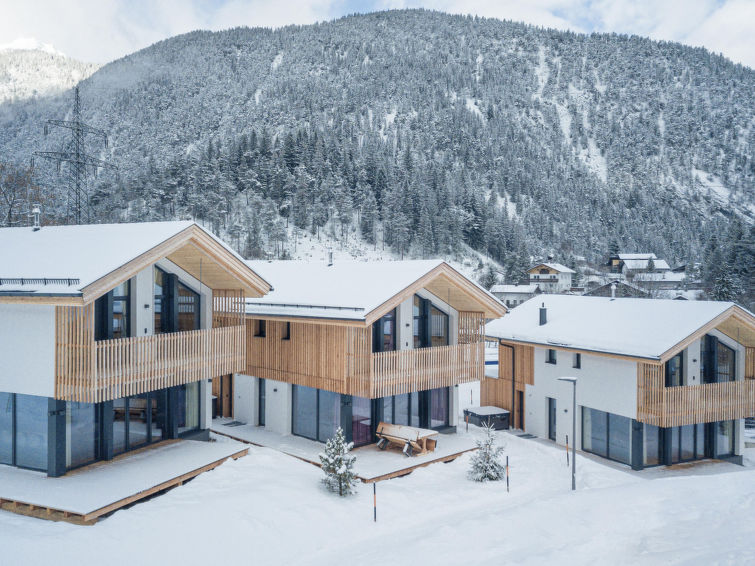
left=491, top=284, right=540, bottom=294
left=617, top=253, right=656, bottom=260
left=529, top=262, right=575, bottom=274
left=622, top=258, right=670, bottom=271
left=246, top=259, right=503, bottom=321
left=633, top=272, right=686, bottom=282
left=0, top=221, right=266, bottom=300
left=485, top=295, right=744, bottom=360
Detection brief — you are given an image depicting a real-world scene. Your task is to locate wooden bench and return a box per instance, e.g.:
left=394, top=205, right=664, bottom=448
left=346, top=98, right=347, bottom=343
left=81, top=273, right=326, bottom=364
left=375, top=422, right=438, bottom=456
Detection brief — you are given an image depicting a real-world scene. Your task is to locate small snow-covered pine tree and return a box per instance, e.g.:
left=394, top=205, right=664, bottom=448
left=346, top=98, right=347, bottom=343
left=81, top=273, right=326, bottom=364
left=468, top=424, right=505, bottom=482
left=319, top=427, right=357, bottom=496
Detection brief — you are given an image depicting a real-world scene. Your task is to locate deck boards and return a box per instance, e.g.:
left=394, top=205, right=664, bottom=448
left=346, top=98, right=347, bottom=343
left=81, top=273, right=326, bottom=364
left=0, top=439, right=248, bottom=525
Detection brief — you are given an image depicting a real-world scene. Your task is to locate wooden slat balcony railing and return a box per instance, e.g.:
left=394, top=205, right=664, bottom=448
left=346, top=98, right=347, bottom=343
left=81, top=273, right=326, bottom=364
left=56, top=325, right=246, bottom=403
left=370, top=342, right=484, bottom=398
left=638, top=362, right=755, bottom=427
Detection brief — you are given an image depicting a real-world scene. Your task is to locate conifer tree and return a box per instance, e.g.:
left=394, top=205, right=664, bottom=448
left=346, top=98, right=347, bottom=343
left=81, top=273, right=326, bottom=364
left=468, top=424, right=505, bottom=482
left=319, top=427, right=357, bottom=496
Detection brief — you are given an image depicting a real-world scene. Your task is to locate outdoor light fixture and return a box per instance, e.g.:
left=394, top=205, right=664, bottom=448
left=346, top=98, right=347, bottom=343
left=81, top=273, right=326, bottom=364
left=557, top=376, right=578, bottom=491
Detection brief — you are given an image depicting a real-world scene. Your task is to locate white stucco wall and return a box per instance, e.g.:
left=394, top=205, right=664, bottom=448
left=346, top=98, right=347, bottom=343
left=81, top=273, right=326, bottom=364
left=526, top=347, right=638, bottom=449
left=132, top=265, right=154, bottom=337
left=0, top=304, right=56, bottom=397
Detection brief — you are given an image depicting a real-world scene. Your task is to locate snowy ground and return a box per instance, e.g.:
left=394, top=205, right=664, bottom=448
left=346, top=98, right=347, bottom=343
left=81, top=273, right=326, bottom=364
left=2, top=391, right=755, bottom=565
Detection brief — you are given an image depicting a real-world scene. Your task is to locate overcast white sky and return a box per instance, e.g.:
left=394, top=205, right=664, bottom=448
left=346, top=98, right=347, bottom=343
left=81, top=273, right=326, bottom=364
left=0, top=0, right=753, bottom=69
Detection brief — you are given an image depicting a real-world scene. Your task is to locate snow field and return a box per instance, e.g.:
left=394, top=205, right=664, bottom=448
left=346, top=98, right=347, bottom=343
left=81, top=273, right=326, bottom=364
left=2, top=419, right=753, bottom=565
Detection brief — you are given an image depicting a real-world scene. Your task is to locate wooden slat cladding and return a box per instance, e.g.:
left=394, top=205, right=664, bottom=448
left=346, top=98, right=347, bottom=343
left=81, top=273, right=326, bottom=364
left=212, top=289, right=246, bottom=328
left=746, top=348, right=755, bottom=380
left=480, top=341, right=534, bottom=415
left=246, top=319, right=372, bottom=397
left=637, top=361, right=755, bottom=427
left=458, top=311, right=485, bottom=344
left=55, top=305, right=246, bottom=402
left=55, top=304, right=95, bottom=401
left=246, top=317, right=485, bottom=398
left=371, top=342, right=484, bottom=398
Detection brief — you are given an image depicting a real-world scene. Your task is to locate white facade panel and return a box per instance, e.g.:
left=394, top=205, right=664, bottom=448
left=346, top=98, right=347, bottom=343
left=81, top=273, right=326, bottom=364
left=264, top=379, right=292, bottom=435
left=526, top=347, right=637, bottom=449
left=233, top=373, right=257, bottom=425
left=0, top=304, right=56, bottom=397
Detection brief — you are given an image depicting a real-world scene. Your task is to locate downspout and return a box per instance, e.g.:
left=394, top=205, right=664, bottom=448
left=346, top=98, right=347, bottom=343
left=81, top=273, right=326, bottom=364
left=500, top=340, right=516, bottom=430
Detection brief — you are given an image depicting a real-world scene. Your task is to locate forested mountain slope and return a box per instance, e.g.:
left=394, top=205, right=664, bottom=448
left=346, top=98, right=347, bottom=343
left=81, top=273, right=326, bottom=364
left=0, top=44, right=98, bottom=104
left=0, top=10, right=753, bottom=286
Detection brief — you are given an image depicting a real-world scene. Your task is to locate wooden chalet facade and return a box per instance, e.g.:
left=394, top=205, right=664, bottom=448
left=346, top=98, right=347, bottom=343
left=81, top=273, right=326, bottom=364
left=484, top=296, right=755, bottom=470
left=236, top=259, right=506, bottom=446
left=0, top=221, right=270, bottom=476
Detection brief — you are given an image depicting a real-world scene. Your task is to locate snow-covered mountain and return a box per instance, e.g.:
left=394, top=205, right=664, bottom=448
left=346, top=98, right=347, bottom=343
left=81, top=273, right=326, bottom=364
left=0, top=39, right=98, bottom=103
left=0, top=11, right=753, bottom=284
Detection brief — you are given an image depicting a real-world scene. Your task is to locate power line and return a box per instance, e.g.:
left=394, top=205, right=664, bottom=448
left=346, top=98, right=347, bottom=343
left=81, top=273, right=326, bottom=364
left=32, top=86, right=116, bottom=224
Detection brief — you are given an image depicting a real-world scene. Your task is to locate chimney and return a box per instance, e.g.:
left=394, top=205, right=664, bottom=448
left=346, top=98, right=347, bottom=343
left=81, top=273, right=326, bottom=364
left=611, top=281, right=617, bottom=299
left=327, top=250, right=333, bottom=267
left=31, top=204, right=41, bottom=232
left=539, top=302, right=547, bottom=326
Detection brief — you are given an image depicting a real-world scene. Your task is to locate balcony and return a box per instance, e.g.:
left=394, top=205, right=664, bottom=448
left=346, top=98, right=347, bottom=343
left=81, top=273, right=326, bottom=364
left=637, top=363, right=755, bottom=427
left=56, top=325, right=246, bottom=404
left=368, top=342, right=484, bottom=398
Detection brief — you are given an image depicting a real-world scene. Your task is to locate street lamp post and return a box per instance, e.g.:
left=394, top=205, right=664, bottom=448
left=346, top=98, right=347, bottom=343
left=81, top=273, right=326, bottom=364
left=558, top=377, right=577, bottom=491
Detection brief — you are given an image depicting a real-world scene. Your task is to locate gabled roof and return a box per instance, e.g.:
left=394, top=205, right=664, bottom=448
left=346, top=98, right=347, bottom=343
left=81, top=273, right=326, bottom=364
left=245, top=259, right=507, bottom=324
left=617, top=253, right=657, bottom=260
left=528, top=262, right=575, bottom=274
left=491, top=284, right=540, bottom=294
left=622, top=258, right=671, bottom=271
left=486, top=295, right=755, bottom=361
left=0, top=221, right=271, bottom=304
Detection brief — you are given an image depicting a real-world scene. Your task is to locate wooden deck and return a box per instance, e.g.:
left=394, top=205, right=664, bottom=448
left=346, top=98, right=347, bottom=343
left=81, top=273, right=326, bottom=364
left=211, top=418, right=477, bottom=483
left=0, top=439, right=248, bottom=525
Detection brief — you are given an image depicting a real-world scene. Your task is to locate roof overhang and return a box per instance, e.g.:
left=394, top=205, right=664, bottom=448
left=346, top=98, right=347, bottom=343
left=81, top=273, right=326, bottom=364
left=80, top=224, right=272, bottom=304
left=364, top=262, right=507, bottom=324
left=489, top=304, right=755, bottom=365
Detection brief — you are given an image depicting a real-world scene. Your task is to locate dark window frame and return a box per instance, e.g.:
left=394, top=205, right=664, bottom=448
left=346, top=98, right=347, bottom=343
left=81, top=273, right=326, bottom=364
left=253, top=319, right=266, bottom=338
left=546, top=349, right=557, bottom=364
left=281, top=321, right=291, bottom=341
left=572, top=353, right=581, bottom=369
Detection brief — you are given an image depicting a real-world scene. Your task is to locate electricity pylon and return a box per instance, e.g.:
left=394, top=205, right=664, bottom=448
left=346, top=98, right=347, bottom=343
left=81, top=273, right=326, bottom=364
left=32, top=86, right=116, bottom=224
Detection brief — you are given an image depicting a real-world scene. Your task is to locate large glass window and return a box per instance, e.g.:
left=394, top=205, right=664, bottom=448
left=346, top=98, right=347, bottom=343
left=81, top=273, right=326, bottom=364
left=608, top=414, right=632, bottom=465
left=665, top=353, right=683, bottom=387
left=680, top=424, right=695, bottom=461
left=716, top=420, right=735, bottom=457
left=154, top=267, right=166, bottom=334
left=413, top=295, right=427, bottom=349
left=410, top=392, right=420, bottom=427
left=129, top=394, right=150, bottom=448
left=15, top=394, right=48, bottom=471
left=66, top=402, right=97, bottom=469
left=95, top=280, right=131, bottom=340
left=381, top=396, right=393, bottom=424
left=177, top=283, right=200, bottom=332
left=372, top=309, right=396, bottom=352
left=177, top=382, right=200, bottom=435
left=318, top=390, right=341, bottom=442
left=292, top=385, right=317, bottom=440
left=394, top=394, right=409, bottom=425
left=717, top=343, right=735, bottom=383
left=430, top=306, right=449, bottom=347
left=113, top=397, right=128, bottom=455
left=583, top=407, right=632, bottom=465
left=430, top=388, right=449, bottom=428
left=258, top=378, right=266, bottom=426
left=0, top=393, right=13, bottom=465
left=644, top=424, right=662, bottom=466
left=352, top=397, right=372, bottom=446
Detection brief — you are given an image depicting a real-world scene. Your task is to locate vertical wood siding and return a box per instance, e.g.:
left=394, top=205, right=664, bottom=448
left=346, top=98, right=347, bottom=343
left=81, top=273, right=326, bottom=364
left=480, top=341, right=534, bottom=419
left=55, top=289, right=246, bottom=403
left=637, top=361, right=755, bottom=427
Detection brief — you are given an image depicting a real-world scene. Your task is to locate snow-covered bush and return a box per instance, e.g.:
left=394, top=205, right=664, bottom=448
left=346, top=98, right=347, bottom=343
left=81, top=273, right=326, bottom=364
left=319, top=427, right=357, bottom=496
left=468, top=424, right=505, bottom=482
